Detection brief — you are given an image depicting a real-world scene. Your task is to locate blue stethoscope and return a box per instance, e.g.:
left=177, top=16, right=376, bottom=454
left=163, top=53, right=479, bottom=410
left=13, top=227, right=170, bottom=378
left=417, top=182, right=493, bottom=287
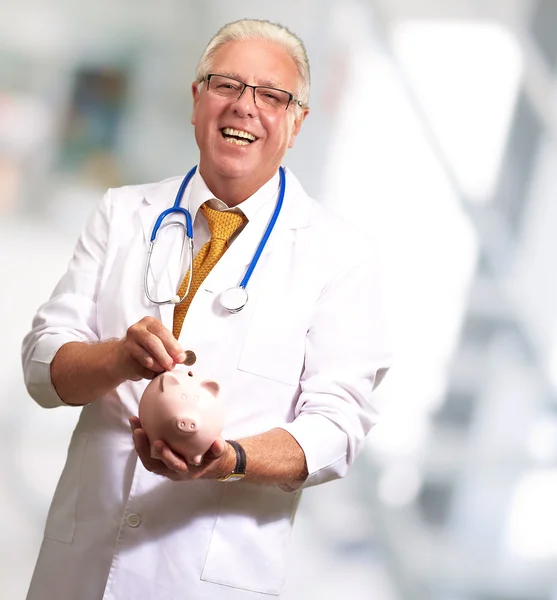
left=144, top=165, right=285, bottom=313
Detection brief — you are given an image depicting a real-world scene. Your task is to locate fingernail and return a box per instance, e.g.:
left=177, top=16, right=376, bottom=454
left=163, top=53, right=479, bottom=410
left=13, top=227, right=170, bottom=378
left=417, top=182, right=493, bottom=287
left=176, top=352, right=186, bottom=363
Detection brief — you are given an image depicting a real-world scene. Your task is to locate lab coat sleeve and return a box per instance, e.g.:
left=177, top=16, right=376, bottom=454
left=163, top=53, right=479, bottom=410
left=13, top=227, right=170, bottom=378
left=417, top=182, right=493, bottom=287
left=21, top=190, right=113, bottom=408
left=279, top=251, right=392, bottom=490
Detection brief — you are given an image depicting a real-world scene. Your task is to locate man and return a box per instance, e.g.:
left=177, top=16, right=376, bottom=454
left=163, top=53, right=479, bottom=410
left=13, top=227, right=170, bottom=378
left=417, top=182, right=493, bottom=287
left=22, top=18, right=391, bottom=600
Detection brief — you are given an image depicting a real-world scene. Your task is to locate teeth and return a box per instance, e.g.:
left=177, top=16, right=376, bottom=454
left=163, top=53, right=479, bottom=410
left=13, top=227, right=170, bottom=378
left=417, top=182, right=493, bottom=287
left=225, top=137, right=250, bottom=146
left=222, top=127, right=256, bottom=142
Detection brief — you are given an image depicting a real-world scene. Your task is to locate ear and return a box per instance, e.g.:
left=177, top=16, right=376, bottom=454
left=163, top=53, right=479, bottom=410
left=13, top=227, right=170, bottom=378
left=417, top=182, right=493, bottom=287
left=200, top=380, right=220, bottom=397
left=159, top=372, right=181, bottom=393
left=191, top=81, right=201, bottom=126
left=288, top=106, right=310, bottom=149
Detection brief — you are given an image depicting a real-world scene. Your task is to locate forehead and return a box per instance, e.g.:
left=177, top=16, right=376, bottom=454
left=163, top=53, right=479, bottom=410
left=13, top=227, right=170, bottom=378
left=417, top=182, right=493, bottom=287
left=210, top=39, right=299, bottom=90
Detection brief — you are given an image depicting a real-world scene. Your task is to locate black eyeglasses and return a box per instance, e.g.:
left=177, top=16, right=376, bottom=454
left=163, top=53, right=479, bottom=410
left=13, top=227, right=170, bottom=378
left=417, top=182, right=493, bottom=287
left=203, top=74, right=303, bottom=111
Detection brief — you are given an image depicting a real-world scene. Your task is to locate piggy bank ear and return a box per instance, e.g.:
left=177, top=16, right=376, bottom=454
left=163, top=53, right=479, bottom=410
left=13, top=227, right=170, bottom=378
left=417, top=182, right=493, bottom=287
left=200, top=380, right=220, bottom=397
left=159, top=372, right=181, bottom=393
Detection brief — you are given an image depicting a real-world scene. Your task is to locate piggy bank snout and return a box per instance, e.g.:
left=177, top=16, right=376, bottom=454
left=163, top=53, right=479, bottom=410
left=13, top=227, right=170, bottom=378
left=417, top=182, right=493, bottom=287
left=175, top=417, right=198, bottom=432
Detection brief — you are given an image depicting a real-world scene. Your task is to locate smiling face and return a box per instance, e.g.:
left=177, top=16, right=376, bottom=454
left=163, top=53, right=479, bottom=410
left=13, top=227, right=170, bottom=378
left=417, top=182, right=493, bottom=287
left=191, top=38, right=309, bottom=203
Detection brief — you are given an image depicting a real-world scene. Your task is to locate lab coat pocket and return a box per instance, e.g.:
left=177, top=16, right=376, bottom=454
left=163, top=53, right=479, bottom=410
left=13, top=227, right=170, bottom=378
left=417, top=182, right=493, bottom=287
left=237, top=297, right=308, bottom=386
left=236, top=240, right=316, bottom=386
left=43, top=432, right=88, bottom=544
left=201, top=484, right=298, bottom=595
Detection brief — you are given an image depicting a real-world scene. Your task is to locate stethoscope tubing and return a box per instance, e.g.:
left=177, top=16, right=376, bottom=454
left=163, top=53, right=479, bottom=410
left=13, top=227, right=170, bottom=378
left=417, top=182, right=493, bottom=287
left=150, top=166, right=197, bottom=241
left=238, top=166, right=285, bottom=290
left=145, top=165, right=285, bottom=310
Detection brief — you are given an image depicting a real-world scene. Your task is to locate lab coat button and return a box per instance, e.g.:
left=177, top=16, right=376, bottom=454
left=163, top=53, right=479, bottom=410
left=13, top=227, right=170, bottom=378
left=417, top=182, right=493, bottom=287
left=126, top=513, right=141, bottom=528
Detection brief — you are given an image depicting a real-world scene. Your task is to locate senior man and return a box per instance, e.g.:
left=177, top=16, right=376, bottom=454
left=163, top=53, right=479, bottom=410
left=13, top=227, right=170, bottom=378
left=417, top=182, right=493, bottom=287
left=22, top=18, right=391, bottom=600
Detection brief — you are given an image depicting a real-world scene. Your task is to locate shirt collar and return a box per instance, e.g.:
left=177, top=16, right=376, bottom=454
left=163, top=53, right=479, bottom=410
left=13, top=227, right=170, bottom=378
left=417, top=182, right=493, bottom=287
left=187, top=169, right=281, bottom=223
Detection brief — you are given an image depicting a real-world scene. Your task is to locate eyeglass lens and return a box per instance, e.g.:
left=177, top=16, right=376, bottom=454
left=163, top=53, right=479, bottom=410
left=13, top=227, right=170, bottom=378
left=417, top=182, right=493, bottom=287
left=208, top=75, right=292, bottom=109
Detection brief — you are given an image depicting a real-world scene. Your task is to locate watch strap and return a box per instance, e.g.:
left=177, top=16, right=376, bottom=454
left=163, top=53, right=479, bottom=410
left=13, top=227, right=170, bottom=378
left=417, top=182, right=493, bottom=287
left=217, top=440, right=246, bottom=482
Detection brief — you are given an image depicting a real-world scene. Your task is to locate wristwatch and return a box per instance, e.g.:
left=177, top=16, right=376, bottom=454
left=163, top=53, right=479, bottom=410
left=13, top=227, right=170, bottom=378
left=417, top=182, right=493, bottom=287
left=217, top=440, right=246, bottom=482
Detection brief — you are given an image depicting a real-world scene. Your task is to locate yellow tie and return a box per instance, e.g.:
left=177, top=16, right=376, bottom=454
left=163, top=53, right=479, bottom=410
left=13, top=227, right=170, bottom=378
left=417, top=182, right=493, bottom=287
left=172, top=202, right=247, bottom=339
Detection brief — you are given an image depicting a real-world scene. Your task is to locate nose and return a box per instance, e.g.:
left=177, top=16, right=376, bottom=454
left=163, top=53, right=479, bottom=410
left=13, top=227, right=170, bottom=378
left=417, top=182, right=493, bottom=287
left=233, top=85, right=258, bottom=118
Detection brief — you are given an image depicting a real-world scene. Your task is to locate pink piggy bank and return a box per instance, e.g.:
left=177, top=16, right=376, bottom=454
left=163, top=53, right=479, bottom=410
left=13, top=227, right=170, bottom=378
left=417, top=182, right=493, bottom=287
left=138, top=369, right=223, bottom=465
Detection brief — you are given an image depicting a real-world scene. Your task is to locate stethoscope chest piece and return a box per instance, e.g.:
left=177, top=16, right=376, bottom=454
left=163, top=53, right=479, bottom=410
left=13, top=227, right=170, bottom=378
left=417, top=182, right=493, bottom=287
left=220, top=287, right=248, bottom=313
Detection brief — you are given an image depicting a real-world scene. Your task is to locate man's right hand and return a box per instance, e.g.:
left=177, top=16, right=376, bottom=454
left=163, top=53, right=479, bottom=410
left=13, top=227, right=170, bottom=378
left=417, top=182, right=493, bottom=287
left=118, top=316, right=186, bottom=381
left=51, top=317, right=185, bottom=405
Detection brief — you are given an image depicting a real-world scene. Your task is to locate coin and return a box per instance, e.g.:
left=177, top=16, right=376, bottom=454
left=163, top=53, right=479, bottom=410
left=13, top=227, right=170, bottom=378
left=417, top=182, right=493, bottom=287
left=183, top=350, right=196, bottom=366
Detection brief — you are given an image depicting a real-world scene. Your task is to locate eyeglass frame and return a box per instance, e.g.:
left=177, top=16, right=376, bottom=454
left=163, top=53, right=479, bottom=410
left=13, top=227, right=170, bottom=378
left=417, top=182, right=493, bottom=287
left=201, top=73, right=305, bottom=111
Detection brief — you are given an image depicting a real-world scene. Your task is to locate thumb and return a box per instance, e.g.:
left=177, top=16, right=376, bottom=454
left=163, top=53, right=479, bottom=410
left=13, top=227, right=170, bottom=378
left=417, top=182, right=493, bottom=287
left=210, top=437, right=227, bottom=458
left=129, top=416, right=142, bottom=432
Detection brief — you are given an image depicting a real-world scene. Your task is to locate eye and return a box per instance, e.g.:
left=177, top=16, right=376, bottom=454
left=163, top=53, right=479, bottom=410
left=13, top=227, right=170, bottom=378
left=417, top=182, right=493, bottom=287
left=262, top=92, right=280, bottom=101
left=193, top=396, right=200, bottom=403
left=181, top=393, right=187, bottom=400
left=216, top=82, right=241, bottom=92
left=256, top=89, right=286, bottom=108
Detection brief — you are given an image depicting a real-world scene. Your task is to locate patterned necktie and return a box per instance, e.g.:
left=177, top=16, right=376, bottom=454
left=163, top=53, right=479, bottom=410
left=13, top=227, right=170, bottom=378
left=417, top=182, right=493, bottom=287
left=172, top=202, right=247, bottom=339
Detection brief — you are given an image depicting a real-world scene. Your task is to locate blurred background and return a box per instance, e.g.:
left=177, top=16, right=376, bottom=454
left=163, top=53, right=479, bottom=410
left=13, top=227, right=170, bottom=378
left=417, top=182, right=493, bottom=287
left=2, top=0, right=556, bottom=598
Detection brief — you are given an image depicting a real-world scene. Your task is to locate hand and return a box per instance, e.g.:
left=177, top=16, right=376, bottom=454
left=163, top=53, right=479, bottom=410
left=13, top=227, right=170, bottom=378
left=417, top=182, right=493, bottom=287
left=118, top=317, right=186, bottom=381
left=129, top=416, right=233, bottom=481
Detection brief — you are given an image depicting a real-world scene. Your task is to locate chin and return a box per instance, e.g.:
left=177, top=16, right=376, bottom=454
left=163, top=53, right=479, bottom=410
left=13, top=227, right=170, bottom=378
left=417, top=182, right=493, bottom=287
left=213, top=156, right=259, bottom=180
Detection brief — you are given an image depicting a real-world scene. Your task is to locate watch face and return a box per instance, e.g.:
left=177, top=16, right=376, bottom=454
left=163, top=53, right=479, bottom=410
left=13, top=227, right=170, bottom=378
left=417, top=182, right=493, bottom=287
left=218, top=473, right=245, bottom=482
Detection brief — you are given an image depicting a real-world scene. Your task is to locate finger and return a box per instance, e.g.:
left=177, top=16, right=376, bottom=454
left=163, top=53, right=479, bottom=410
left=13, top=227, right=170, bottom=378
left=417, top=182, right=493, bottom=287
left=131, top=426, right=150, bottom=460
left=132, top=430, right=183, bottom=481
left=129, top=416, right=141, bottom=432
left=153, top=441, right=190, bottom=474
left=135, top=366, right=160, bottom=381
left=128, top=345, right=167, bottom=374
left=208, top=437, right=227, bottom=458
left=132, top=428, right=164, bottom=473
left=128, top=318, right=175, bottom=371
left=140, top=368, right=158, bottom=380
left=139, top=335, right=176, bottom=372
left=145, top=320, right=185, bottom=364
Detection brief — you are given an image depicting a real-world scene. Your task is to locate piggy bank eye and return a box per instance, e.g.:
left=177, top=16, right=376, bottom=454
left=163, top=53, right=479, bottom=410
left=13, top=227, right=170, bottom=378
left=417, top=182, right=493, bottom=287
left=193, top=396, right=200, bottom=403
left=181, top=393, right=187, bottom=401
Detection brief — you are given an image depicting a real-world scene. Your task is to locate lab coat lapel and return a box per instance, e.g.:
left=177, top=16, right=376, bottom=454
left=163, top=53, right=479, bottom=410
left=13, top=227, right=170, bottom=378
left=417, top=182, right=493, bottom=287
left=138, top=178, right=186, bottom=330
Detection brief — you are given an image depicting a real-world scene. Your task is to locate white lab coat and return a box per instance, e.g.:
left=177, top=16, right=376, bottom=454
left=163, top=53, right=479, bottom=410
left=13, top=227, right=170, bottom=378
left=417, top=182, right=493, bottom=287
left=22, top=168, right=392, bottom=599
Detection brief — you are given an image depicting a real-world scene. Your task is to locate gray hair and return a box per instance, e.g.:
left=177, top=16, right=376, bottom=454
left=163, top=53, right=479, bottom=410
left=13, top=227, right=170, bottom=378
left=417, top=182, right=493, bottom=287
left=196, top=19, right=310, bottom=108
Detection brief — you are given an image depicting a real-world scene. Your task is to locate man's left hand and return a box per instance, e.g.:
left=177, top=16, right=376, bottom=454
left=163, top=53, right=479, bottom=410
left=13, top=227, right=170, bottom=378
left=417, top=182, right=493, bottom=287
left=129, top=416, right=233, bottom=481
